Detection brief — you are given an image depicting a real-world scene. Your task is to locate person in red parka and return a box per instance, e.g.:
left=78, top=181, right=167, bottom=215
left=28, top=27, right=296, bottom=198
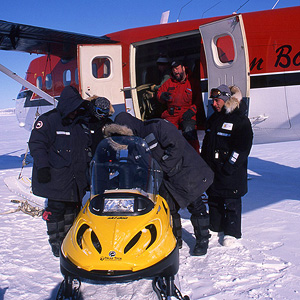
left=157, top=60, right=200, bottom=152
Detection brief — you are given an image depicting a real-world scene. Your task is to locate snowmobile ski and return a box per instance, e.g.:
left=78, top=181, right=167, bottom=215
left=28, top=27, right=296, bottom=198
left=56, top=277, right=81, bottom=300
left=152, top=276, right=190, bottom=300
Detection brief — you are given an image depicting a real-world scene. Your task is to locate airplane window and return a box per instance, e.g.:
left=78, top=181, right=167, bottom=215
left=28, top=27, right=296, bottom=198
left=75, top=68, right=79, bottom=85
left=215, top=35, right=235, bottom=64
left=36, top=76, right=42, bottom=89
left=92, top=57, right=111, bottom=79
left=46, top=74, right=52, bottom=90
left=63, top=70, right=71, bottom=86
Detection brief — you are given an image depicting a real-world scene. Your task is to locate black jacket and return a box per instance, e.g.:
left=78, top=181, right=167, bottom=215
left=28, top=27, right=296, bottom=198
left=114, top=112, right=214, bottom=208
left=201, top=99, right=253, bottom=198
left=88, top=116, right=113, bottom=156
left=29, top=86, right=92, bottom=202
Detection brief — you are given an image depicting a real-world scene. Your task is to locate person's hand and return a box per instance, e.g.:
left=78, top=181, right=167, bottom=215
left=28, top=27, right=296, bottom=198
left=143, top=91, right=154, bottom=100
left=182, top=109, right=196, bottom=121
left=160, top=92, right=171, bottom=102
left=37, top=167, right=51, bottom=183
left=150, top=84, right=156, bottom=91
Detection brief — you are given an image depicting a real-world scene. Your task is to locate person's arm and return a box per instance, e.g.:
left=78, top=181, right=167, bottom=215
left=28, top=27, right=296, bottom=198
left=29, top=116, right=53, bottom=169
left=157, top=121, right=185, bottom=176
left=157, top=80, right=171, bottom=103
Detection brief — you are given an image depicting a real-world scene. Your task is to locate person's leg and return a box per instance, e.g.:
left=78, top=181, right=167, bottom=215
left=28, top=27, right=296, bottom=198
left=207, top=196, right=225, bottom=233
left=64, top=202, right=80, bottom=236
left=42, top=199, right=66, bottom=257
left=187, top=197, right=210, bottom=256
left=224, top=197, right=242, bottom=239
left=43, top=200, right=80, bottom=257
left=159, top=182, right=182, bottom=248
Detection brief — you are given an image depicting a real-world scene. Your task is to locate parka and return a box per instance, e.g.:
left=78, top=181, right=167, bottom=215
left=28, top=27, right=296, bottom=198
left=113, top=112, right=214, bottom=208
left=29, top=86, right=92, bottom=202
left=88, top=116, right=113, bottom=156
left=201, top=86, right=253, bottom=198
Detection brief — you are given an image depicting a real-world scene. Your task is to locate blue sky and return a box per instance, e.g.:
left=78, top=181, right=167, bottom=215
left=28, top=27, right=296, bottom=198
left=0, top=0, right=299, bottom=108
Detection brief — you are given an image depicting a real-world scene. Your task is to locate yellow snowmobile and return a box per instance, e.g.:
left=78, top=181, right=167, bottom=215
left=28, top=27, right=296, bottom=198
left=57, top=136, right=189, bottom=300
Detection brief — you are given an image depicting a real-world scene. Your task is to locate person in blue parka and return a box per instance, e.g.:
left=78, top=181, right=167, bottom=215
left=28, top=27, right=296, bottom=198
left=29, top=86, right=92, bottom=257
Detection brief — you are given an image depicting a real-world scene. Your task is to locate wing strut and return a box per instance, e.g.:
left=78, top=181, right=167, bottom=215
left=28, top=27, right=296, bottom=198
left=0, top=63, right=55, bottom=105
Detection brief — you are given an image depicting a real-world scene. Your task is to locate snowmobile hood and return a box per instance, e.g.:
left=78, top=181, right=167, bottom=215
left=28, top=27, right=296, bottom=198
left=61, top=191, right=177, bottom=276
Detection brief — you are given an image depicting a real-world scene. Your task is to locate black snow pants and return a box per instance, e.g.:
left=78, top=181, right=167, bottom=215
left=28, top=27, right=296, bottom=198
left=42, top=199, right=80, bottom=257
left=208, top=196, right=242, bottom=239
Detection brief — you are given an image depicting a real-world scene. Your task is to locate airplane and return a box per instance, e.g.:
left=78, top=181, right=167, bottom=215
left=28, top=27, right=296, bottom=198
left=1, top=5, right=300, bottom=144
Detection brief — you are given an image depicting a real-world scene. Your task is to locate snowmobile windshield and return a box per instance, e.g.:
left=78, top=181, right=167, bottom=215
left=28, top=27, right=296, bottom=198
left=90, top=136, right=162, bottom=199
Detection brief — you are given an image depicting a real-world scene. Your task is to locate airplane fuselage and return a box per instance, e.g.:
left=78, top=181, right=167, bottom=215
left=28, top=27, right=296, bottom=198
left=11, top=6, right=300, bottom=143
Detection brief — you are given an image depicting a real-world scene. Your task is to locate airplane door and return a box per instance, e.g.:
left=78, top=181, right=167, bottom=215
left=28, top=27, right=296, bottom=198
left=199, top=15, right=250, bottom=117
left=78, top=45, right=124, bottom=111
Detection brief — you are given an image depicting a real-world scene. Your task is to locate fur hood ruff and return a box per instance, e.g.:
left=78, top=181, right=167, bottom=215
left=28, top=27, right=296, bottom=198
left=224, top=86, right=243, bottom=114
left=103, top=123, right=134, bottom=138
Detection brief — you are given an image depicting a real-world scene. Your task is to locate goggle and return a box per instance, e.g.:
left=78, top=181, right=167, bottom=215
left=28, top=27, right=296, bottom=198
left=210, top=88, right=231, bottom=99
left=95, top=106, right=109, bottom=117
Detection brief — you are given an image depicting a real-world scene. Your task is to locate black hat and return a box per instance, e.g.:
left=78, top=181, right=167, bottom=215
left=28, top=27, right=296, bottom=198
left=171, top=60, right=183, bottom=68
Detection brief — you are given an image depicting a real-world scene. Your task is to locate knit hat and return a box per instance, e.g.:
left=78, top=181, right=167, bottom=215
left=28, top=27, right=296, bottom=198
left=210, top=84, right=231, bottom=102
left=92, top=97, right=111, bottom=119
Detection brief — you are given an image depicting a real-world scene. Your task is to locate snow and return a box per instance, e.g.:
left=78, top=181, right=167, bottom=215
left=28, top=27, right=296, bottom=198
left=1, top=112, right=300, bottom=300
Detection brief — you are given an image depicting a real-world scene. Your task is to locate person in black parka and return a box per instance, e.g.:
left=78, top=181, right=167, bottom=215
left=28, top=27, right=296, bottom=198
left=29, top=86, right=92, bottom=257
left=201, top=84, right=253, bottom=246
left=104, top=112, right=214, bottom=255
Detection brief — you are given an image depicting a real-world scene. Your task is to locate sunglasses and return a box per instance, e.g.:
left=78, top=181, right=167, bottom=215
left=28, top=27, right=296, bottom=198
left=210, top=88, right=231, bottom=99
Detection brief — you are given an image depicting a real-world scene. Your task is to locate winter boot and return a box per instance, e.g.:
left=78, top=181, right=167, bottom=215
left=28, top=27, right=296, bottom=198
left=191, top=214, right=210, bottom=256
left=46, top=220, right=65, bottom=257
left=172, top=213, right=182, bottom=249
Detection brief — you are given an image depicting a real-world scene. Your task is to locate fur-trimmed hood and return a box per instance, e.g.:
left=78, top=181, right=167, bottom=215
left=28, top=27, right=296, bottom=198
left=224, top=85, right=243, bottom=114
left=102, top=123, right=134, bottom=151
left=102, top=123, right=134, bottom=138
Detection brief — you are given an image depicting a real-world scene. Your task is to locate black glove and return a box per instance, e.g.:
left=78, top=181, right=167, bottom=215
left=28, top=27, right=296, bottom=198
left=37, top=167, right=51, bottom=183
left=182, top=109, right=196, bottom=121
left=160, top=92, right=171, bottom=102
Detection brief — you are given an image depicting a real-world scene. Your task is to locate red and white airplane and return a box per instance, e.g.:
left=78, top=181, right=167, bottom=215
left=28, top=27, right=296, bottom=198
left=1, top=5, right=300, bottom=143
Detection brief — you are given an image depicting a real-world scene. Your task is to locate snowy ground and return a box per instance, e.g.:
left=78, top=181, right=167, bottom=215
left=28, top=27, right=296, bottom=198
left=1, top=113, right=300, bottom=300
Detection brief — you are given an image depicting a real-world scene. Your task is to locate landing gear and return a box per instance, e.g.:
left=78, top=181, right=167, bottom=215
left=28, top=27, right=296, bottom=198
left=152, top=276, right=190, bottom=300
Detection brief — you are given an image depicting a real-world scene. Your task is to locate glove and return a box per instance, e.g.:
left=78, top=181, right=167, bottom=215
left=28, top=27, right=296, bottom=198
left=182, top=109, right=196, bottom=121
left=143, top=91, right=154, bottom=100
left=160, top=92, right=171, bottom=102
left=42, top=210, right=52, bottom=221
left=150, top=84, right=156, bottom=91
left=37, top=167, right=51, bottom=183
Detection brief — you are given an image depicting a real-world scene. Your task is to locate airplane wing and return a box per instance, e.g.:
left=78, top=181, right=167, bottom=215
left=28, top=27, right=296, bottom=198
left=0, top=20, right=117, bottom=59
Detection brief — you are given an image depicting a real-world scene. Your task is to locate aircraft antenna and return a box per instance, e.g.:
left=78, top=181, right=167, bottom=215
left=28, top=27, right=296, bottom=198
left=201, top=1, right=222, bottom=18
left=272, top=0, right=280, bottom=9
left=234, top=0, right=250, bottom=14
left=177, top=0, right=193, bottom=22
